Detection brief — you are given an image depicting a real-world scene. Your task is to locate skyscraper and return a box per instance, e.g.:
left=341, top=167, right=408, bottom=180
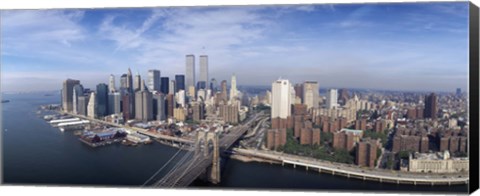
left=77, top=95, right=88, bottom=116
left=271, top=79, right=292, bottom=119
left=229, top=74, right=237, bottom=101
left=87, top=92, right=97, bottom=119
left=210, top=78, right=218, bottom=93
left=121, top=92, right=132, bottom=121
left=160, top=77, right=169, bottom=94
left=96, top=83, right=109, bottom=118
left=176, top=90, right=186, bottom=108
left=169, top=80, right=175, bottom=95
left=127, top=68, right=133, bottom=91
left=126, top=68, right=135, bottom=118
left=72, top=84, right=84, bottom=114
left=185, top=54, right=195, bottom=93
left=303, top=81, right=319, bottom=110
left=199, top=55, right=208, bottom=89
left=456, top=88, right=462, bottom=97
left=109, top=74, right=116, bottom=93
left=294, top=84, right=304, bottom=103
left=424, top=93, right=438, bottom=119
left=153, top=93, right=166, bottom=121
left=120, top=74, right=128, bottom=89
left=62, top=79, right=80, bottom=112
left=135, top=82, right=153, bottom=122
left=326, top=89, right=338, bottom=109
left=147, top=69, right=161, bottom=92
left=221, top=80, right=228, bottom=102
left=338, top=88, right=349, bottom=105
left=134, top=73, right=141, bottom=92
left=175, top=74, right=185, bottom=93
left=166, top=94, right=175, bottom=117
left=108, top=91, right=121, bottom=115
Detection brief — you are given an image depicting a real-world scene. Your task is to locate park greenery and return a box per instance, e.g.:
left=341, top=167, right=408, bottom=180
left=363, top=129, right=388, bottom=148
left=278, top=128, right=355, bottom=164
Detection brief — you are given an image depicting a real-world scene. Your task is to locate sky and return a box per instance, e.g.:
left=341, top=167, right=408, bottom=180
left=0, top=2, right=470, bottom=92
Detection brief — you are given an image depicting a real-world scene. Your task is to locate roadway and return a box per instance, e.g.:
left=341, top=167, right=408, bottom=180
left=152, top=111, right=264, bottom=188
left=232, top=148, right=469, bottom=185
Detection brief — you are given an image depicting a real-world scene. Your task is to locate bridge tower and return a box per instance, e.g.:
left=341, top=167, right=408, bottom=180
left=194, top=130, right=221, bottom=184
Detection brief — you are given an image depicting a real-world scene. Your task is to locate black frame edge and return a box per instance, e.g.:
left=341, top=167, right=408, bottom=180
left=469, top=1, right=480, bottom=194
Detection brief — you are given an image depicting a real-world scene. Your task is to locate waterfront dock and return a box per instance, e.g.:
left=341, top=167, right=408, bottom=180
left=61, top=112, right=194, bottom=145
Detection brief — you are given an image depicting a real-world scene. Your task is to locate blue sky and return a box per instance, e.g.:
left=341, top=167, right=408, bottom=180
left=1, top=2, right=470, bottom=92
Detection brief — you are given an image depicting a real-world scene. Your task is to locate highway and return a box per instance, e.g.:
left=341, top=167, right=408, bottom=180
left=232, top=148, right=469, bottom=185
left=151, top=111, right=263, bottom=188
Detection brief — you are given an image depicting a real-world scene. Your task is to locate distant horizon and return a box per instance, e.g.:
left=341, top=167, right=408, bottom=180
left=1, top=2, right=470, bottom=92
left=0, top=83, right=469, bottom=95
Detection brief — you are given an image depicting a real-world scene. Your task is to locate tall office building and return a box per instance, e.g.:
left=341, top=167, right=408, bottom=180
left=185, top=54, right=195, bottom=94
left=160, top=77, right=169, bottom=94
left=126, top=68, right=135, bottom=118
left=166, top=94, right=175, bottom=117
left=294, top=84, right=304, bottom=103
left=62, top=79, right=80, bottom=112
left=127, top=68, right=133, bottom=91
left=169, top=80, right=175, bottom=95
left=87, top=92, right=97, bottom=118
left=229, top=74, right=238, bottom=101
left=303, top=81, right=319, bottom=110
left=199, top=55, right=208, bottom=89
left=176, top=90, right=186, bottom=108
left=108, top=91, right=121, bottom=115
left=192, top=102, right=205, bottom=122
left=338, top=88, right=349, bottom=105
left=147, top=69, right=161, bottom=92
left=219, top=102, right=239, bottom=124
left=109, top=74, right=116, bottom=93
left=326, top=89, right=338, bottom=109
left=72, top=84, right=84, bottom=114
left=134, top=73, right=141, bottom=92
left=456, top=88, right=462, bottom=97
left=210, top=78, right=218, bottom=93
left=121, top=92, right=132, bottom=121
left=120, top=74, right=128, bottom=89
left=424, top=93, right=438, bottom=119
left=197, top=89, right=206, bottom=102
left=135, top=83, right=153, bottom=122
left=77, top=95, right=88, bottom=116
left=221, top=80, right=228, bottom=102
left=271, top=79, right=292, bottom=119
left=153, top=93, right=166, bottom=121
left=96, top=83, right=109, bottom=118
left=175, top=74, right=185, bottom=93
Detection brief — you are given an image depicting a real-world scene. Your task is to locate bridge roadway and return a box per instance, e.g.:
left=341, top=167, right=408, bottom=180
left=61, top=112, right=193, bottom=144
left=232, top=148, right=469, bottom=186
left=152, top=112, right=262, bottom=188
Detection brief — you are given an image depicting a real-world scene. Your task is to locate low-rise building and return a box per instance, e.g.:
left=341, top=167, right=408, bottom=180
left=408, top=151, right=469, bottom=173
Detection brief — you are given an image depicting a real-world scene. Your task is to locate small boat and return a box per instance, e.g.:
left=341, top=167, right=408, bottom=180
left=1, top=100, right=10, bottom=103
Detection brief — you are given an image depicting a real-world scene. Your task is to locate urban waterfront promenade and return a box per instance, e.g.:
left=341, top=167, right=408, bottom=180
left=232, top=148, right=469, bottom=186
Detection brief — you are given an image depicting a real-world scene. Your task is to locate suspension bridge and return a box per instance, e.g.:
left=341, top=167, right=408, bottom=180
left=142, top=112, right=263, bottom=188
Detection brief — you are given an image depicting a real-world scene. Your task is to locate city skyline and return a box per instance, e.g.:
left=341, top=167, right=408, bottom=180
left=1, top=2, right=470, bottom=92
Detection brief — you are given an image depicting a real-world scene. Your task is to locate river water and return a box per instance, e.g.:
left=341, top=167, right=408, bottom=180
left=1, top=93, right=468, bottom=193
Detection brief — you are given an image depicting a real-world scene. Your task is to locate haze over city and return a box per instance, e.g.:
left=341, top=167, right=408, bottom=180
left=1, top=2, right=469, bottom=92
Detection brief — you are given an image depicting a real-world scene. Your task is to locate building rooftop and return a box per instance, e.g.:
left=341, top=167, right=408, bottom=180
left=340, top=128, right=363, bottom=135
